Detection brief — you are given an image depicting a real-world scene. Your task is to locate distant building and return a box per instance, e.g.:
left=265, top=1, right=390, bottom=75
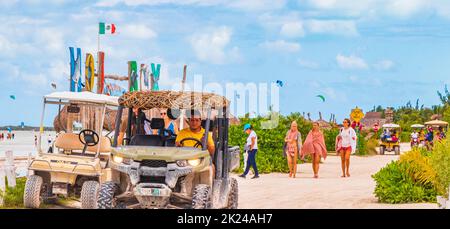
left=361, top=112, right=386, bottom=130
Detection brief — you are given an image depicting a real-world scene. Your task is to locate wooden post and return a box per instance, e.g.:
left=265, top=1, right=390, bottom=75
left=4, top=151, right=16, bottom=188
left=97, top=52, right=105, bottom=94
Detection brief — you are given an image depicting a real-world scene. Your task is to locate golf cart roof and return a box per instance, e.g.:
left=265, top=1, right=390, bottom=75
left=424, top=120, right=449, bottom=126
left=44, top=91, right=119, bottom=106
left=382, top=123, right=400, bottom=128
left=119, top=90, right=230, bottom=110
left=411, top=124, right=425, bottom=128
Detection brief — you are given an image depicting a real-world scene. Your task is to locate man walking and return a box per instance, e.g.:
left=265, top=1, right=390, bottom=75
left=239, top=124, right=259, bottom=179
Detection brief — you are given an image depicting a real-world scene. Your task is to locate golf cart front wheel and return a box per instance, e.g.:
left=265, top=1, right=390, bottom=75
left=81, top=181, right=100, bottom=209
left=23, top=175, right=43, bottom=208
left=394, top=146, right=400, bottom=155
left=379, top=146, right=385, bottom=155
left=192, top=184, right=211, bottom=209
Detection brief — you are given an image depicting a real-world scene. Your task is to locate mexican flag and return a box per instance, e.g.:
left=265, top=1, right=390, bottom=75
left=99, top=22, right=116, bottom=35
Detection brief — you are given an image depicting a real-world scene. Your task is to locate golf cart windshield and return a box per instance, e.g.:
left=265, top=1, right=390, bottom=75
left=40, top=91, right=119, bottom=157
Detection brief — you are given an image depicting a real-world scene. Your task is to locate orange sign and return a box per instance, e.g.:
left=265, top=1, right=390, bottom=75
left=350, top=107, right=364, bottom=123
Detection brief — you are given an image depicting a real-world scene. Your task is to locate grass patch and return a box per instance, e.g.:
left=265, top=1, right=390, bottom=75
left=0, top=177, right=26, bottom=209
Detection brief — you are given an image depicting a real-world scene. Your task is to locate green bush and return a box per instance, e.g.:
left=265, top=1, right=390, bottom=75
left=0, top=177, right=26, bottom=208
left=372, top=161, right=437, bottom=203
left=430, top=138, right=450, bottom=196
left=323, top=128, right=339, bottom=151
left=366, top=138, right=379, bottom=155
left=400, top=131, right=411, bottom=143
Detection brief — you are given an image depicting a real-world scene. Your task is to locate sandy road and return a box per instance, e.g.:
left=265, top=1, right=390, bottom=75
left=235, top=143, right=436, bottom=209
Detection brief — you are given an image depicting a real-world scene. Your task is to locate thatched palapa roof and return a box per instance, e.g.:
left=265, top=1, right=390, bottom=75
left=119, top=91, right=230, bottom=110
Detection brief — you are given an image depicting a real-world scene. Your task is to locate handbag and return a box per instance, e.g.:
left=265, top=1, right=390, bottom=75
left=282, top=142, right=287, bottom=158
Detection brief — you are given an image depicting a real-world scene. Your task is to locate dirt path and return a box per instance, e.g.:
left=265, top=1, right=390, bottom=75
left=235, top=144, right=436, bottom=209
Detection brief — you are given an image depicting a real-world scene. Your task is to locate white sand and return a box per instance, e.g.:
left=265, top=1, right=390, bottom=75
left=235, top=143, right=437, bottom=209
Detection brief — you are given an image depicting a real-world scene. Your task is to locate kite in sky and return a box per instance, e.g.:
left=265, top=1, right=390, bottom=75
left=276, top=80, right=283, bottom=87
left=9, top=95, right=16, bottom=100
left=316, top=95, right=325, bottom=102
left=51, top=83, right=57, bottom=89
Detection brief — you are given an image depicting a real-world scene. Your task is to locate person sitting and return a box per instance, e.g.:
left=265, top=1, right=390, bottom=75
left=391, top=131, right=398, bottom=142
left=410, top=130, right=419, bottom=144
left=175, top=109, right=215, bottom=156
left=154, top=108, right=178, bottom=136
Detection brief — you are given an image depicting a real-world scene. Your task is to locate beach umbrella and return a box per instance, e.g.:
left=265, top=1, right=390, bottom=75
left=316, top=95, right=325, bottom=102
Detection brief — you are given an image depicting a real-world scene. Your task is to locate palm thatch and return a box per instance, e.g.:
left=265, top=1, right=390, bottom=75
left=119, top=91, right=230, bottom=110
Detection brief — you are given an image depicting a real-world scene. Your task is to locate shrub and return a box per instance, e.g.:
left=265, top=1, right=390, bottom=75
left=430, top=138, right=450, bottom=196
left=372, top=161, right=437, bottom=203
left=366, top=138, right=379, bottom=155
left=399, top=149, right=437, bottom=187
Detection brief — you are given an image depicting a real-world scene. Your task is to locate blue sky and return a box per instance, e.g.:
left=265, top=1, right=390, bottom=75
left=1, top=0, right=450, bottom=126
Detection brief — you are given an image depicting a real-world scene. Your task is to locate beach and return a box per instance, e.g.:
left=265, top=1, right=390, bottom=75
left=0, top=133, right=437, bottom=209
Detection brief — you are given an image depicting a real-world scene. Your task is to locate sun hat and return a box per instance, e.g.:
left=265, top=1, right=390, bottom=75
left=243, top=123, right=251, bottom=131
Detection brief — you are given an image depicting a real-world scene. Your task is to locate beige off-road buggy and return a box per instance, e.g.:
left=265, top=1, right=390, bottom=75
left=97, top=91, right=240, bottom=209
left=24, top=91, right=120, bottom=209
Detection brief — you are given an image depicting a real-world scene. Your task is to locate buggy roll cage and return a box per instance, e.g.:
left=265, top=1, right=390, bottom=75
left=111, top=104, right=232, bottom=179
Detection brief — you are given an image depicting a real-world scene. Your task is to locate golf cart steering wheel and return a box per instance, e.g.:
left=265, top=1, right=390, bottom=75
left=179, top=137, right=203, bottom=148
left=78, top=129, right=99, bottom=155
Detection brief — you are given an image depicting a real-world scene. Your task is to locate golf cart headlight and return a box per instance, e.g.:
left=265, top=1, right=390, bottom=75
left=187, top=158, right=202, bottom=167
left=113, top=156, right=123, bottom=164
left=176, top=160, right=188, bottom=167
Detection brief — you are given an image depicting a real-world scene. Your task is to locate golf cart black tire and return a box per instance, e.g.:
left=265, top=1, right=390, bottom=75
left=379, top=146, right=385, bottom=155
left=227, top=178, right=238, bottom=209
left=23, top=175, right=43, bottom=208
left=97, top=182, right=119, bottom=209
left=395, top=146, right=400, bottom=155
left=192, top=184, right=211, bottom=209
left=81, top=180, right=100, bottom=209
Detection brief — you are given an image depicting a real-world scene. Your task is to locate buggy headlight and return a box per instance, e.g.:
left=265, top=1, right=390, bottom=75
left=188, top=158, right=202, bottom=167
left=176, top=160, right=188, bottom=167
left=113, top=155, right=123, bottom=164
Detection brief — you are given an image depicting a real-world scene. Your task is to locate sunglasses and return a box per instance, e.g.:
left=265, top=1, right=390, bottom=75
left=160, top=113, right=167, bottom=115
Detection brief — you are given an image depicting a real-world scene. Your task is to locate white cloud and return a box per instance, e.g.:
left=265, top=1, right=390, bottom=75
left=120, top=24, right=157, bottom=39
left=305, top=20, right=359, bottom=37
left=373, top=60, right=395, bottom=71
left=302, top=0, right=450, bottom=19
left=189, top=26, right=240, bottom=64
left=336, top=54, right=368, bottom=70
left=260, top=40, right=301, bottom=53
left=280, top=21, right=305, bottom=38
left=96, top=0, right=286, bottom=11
left=298, top=59, right=320, bottom=69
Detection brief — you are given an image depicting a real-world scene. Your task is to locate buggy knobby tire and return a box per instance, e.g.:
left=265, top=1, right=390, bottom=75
left=192, top=184, right=211, bottom=209
left=23, top=175, right=43, bottom=208
left=227, top=178, right=238, bottom=209
left=81, top=180, right=100, bottom=209
left=97, top=182, right=119, bottom=209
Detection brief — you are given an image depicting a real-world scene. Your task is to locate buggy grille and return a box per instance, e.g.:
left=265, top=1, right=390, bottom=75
left=140, top=176, right=165, bottom=184
left=140, top=160, right=167, bottom=168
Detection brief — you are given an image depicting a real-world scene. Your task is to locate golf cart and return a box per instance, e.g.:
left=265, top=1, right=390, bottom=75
left=24, top=91, right=119, bottom=209
left=424, top=120, right=448, bottom=149
left=379, top=123, right=401, bottom=155
left=410, top=124, right=425, bottom=148
left=97, top=91, right=240, bottom=209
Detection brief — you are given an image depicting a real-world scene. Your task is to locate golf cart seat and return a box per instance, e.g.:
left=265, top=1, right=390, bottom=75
left=54, top=132, right=111, bottom=154
left=130, top=118, right=167, bottom=146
